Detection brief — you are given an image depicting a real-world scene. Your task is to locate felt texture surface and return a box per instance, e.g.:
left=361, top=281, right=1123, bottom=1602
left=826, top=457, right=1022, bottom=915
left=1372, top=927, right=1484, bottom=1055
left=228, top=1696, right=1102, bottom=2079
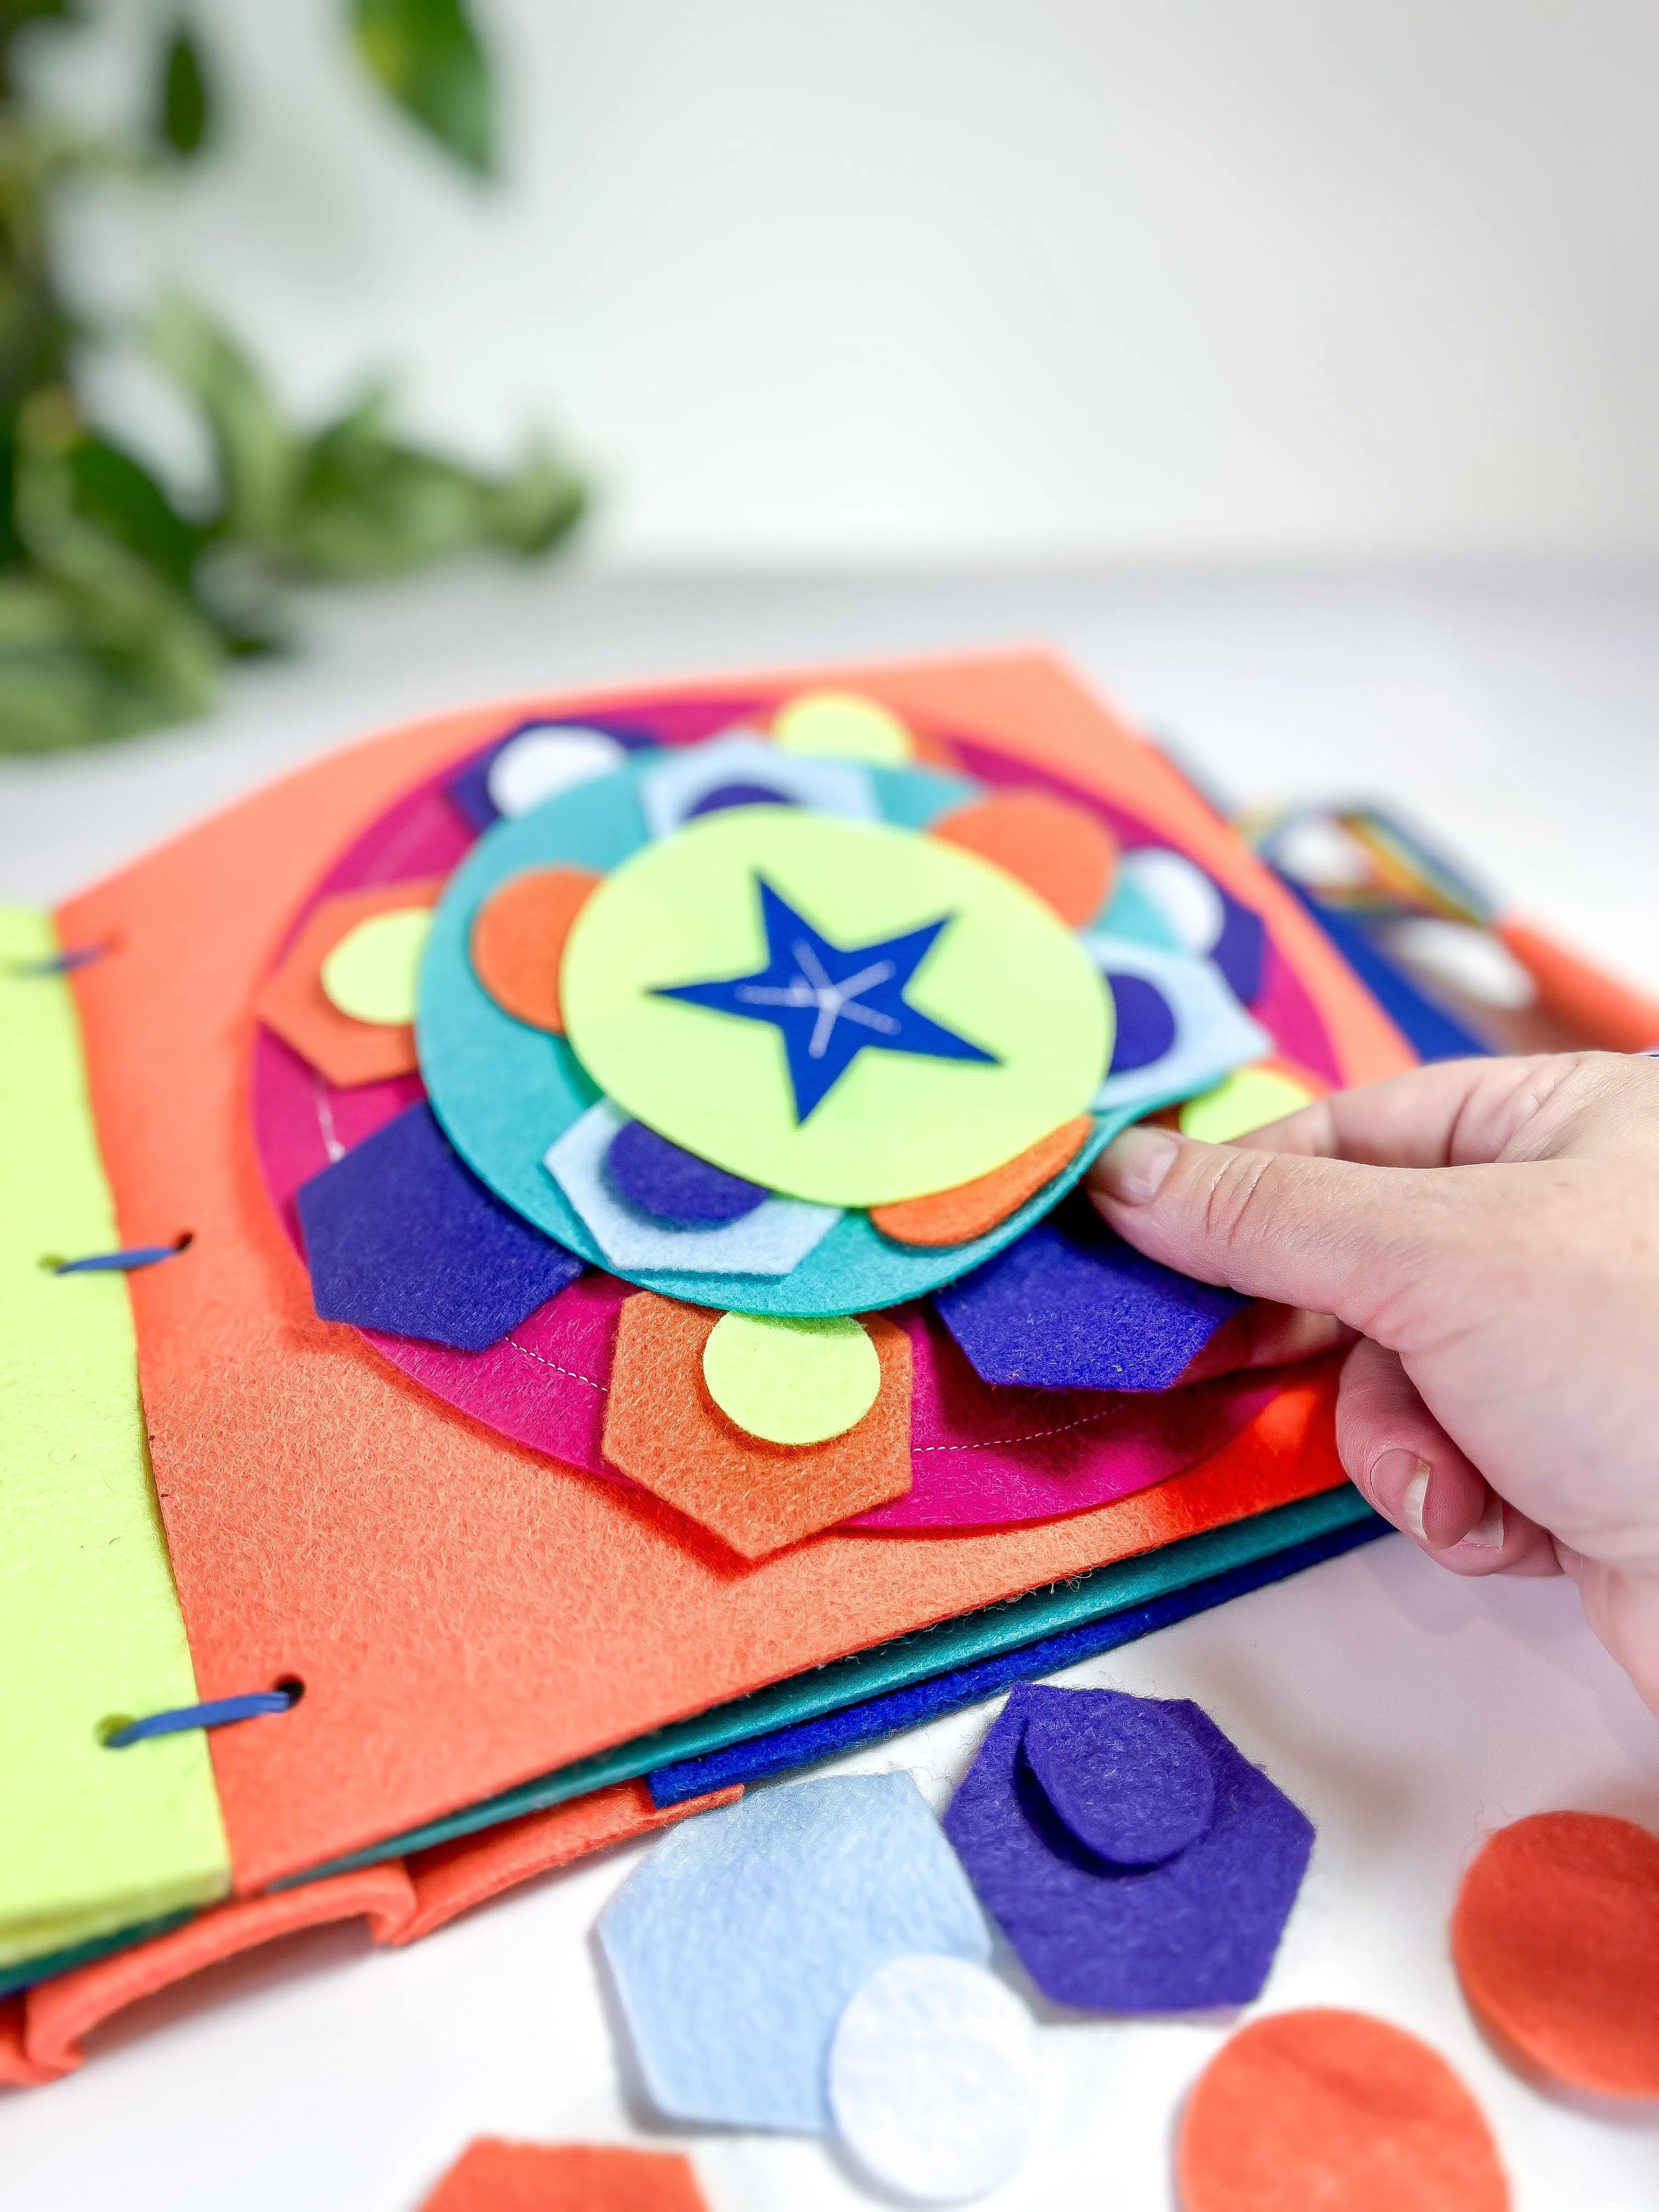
left=1177, top=2008, right=1510, bottom=2212
left=0, top=909, right=228, bottom=1974
left=1105, top=971, right=1179, bottom=1071
left=639, top=731, right=878, bottom=837
left=701, top=1312, right=882, bottom=1444
left=598, top=1775, right=989, bottom=2131
left=319, top=905, right=432, bottom=1024
left=944, top=1684, right=1313, bottom=2011
left=647, top=1506, right=1386, bottom=1807
left=299, top=1103, right=584, bottom=1352
left=561, top=807, right=1110, bottom=1209
left=1180, top=1064, right=1321, bottom=1143
left=1021, top=1687, right=1215, bottom=1864
left=772, top=689, right=915, bottom=763
left=418, top=2140, right=709, bottom=2212
left=1086, top=934, right=1273, bottom=1113
left=1450, top=1810, right=1659, bottom=2097
left=934, top=1198, right=1246, bottom=1392
left=256, top=877, right=447, bottom=1086
left=602, top=1294, right=912, bottom=1554
left=470, top=866, right=600, bottom=1032
left=487, top=726, right=631, bottom=818
left=59, top=653, right=1408, bottom=1894
left=605, top=1120, right=766, bottom=1225
left=546, top=1101, right=842, bottom=1275
left=828, top=1955, right=1042, bottom=2203
left=929, top=789, right=1117, bottom=927
left=869, top=1116, right=1093, bottom=1249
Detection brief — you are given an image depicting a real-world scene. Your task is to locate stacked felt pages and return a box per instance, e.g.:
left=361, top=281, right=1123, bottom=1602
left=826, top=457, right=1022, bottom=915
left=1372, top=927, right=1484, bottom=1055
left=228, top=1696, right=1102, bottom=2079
left=0, top=652, right=1412, bottom=2086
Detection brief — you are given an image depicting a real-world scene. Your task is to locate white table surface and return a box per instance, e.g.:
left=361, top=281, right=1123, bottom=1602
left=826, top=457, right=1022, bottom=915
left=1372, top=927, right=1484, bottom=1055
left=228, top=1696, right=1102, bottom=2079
left=4, top=561, right=1658, bottom=2210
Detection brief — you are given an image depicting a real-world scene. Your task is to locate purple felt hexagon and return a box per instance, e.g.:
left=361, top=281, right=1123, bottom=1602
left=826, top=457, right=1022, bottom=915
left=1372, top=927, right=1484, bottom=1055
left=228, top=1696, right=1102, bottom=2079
left=933, top=1198, right=1245, bottom=1391
left=297, top=1102, right=584, bottom=1351
left=603, top=1119, right=769, bottom=1226
left=943, top=1684, right=1313, bottom=2013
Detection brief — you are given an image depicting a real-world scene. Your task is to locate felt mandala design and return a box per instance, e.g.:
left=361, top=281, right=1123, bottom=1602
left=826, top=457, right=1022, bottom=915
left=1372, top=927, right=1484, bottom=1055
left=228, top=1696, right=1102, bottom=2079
left=252, top=686, right=1338, bottom=1557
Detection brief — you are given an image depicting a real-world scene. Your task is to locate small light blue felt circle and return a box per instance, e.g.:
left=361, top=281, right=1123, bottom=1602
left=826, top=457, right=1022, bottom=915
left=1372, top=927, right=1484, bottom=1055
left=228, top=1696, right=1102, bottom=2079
left=418, top=754, right=1138, bottom=1316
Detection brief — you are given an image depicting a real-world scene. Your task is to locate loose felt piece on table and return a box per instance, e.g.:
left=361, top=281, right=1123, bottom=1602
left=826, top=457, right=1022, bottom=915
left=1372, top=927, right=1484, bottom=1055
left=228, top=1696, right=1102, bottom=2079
left=419, top=2139, right=709, bottom=2212
left=299, top=1103, right=584, bottom=1352
left=827, top=1955, right=1042, bottom=2204
left=602, top=1293, right=912, bottom=1554
left=928, top=789, right=1117, bottom=927
left=637, top=731, right=879, bottom=838
left=1450, top=1810, right=1659, bottom=2097
left=487, top=726, right=631, bottom=819
left=319, top=905, right=433, bottom=1025
left=701, top=1312, right=881, bottom=1444
left=1180, top=1063, right=1321, bottom=1144
left=470, top=866, right=601, bottom=1032
left=255, top=877, right=447, bottom=1086
left=597, top=1774, right=989, bottom=2132
left=0, top=910, right=228, bottom=1974
left=59, top=654, right=1409, bottom=1895
left=934, top=1197, right=1246, bottom=1392
left=1177, top=2008, right=1510, bottom=2212
left=943, top=1684, right=1313, bottom=2012
left=546, top=1100, right=841, bottom=1274
left=868, top=1115, right=1093, bottom=1249
left=772, top=688, right=916, bottom=764
left=1086, top=933, right=1273, bottom=1113
left=605, top=1119, right=766, bottom=1225
left=1021, top=1685, right=1215, bottom=1864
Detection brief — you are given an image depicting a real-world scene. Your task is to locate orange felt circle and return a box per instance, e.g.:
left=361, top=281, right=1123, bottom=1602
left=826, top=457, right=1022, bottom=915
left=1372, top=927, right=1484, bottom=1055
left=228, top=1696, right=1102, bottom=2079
left=1451, top=1811, right=1659, bottom=2096
left=1177, top=2008, right=1509, bottom=2212
left=928, top=791, right=1117, bottom=927
left=470, top=866, right=601, bottom=1033
left=417, top=2137, right=709, bottom=2212
left=870, top=1115, right=1093, bottom=1248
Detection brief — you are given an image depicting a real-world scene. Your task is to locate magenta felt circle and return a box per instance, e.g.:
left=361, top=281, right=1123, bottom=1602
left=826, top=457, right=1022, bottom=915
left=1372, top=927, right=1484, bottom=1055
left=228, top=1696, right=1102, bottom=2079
left=250, top=697, right=1340, bottom=1533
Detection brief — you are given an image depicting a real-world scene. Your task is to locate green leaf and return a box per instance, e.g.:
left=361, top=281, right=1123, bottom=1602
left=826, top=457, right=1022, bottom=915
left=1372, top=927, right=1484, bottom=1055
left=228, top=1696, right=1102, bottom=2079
left=146, top=291, right=298, bottom=541
left=157, top=21, right=212, bottom=160
left=349, top=0, right=494, bottom=177
left=67, top=437, right=205, bottom=591
left=478, top=440, right=586, bottom=556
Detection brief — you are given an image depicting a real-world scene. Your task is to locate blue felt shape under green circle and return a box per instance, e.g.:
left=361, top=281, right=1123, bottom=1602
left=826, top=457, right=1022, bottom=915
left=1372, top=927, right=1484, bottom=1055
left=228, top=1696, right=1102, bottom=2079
left=419, top=753, right=1179, bottom=1315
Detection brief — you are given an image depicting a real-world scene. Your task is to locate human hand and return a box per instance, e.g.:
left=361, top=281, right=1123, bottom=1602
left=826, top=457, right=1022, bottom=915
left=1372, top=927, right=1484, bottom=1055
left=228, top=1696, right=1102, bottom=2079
left=1089, top=1053, right=1659, bottom=1714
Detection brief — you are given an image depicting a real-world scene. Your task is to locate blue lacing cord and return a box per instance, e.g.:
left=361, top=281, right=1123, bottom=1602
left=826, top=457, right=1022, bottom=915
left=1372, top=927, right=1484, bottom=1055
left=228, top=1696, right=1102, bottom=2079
left=11, top=942, right=115, bottom=975
left=49, top=1233, right=193, bottom=1275
left=104, top=1684, right=302, bottom=1749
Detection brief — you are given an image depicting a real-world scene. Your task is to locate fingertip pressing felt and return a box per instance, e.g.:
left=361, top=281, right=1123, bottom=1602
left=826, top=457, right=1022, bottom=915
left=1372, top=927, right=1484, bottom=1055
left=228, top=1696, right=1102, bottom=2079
left=1177, top=2008, right=1509, bottom=2212
left=869, top=1116, right=1093, bottom=1249
left=417, top=2136, right=710, bottom=2211
left=1451, top=1810, right=1659, bottom=2097
left=470, top=866, right=601, bottom=1032
left=701, top=1313, right=881, bottom=1445
left=256, top=878, right=447, bottom=1086
left=929, top=791, right=1117, bottom=927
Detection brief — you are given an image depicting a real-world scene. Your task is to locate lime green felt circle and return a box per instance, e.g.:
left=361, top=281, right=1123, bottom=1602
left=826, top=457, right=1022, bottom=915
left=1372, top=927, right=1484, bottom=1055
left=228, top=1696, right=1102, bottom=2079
left=320, top=907, right=433, bottom=1024
left=702, top=1312, right=881, bottom=1443
left=773, top=690, right=914, bottom=764
left=1179, top=1064, right=1314, bottom=1144
left=560, top=808, right=1113, bottom=1208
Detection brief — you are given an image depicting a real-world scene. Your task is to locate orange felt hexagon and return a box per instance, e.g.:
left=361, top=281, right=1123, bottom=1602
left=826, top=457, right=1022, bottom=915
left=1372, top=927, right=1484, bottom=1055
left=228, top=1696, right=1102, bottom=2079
left=602, top=1293, right=912, bottom=1557
left=929, top=791, right=1116, bottom=927
left=470, top=866, right=602, bottom=1033
left=255, top=879, right=446, bottom=1086
left=417, top=2138, right=709, bottom=2212
left=869, top=1115, right=1093, bottom=1248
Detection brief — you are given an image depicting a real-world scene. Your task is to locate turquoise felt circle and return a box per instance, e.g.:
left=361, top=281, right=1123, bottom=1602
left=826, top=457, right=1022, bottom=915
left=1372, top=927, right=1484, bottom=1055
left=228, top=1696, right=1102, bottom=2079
left=417, top=755, right=1139, bottom=1316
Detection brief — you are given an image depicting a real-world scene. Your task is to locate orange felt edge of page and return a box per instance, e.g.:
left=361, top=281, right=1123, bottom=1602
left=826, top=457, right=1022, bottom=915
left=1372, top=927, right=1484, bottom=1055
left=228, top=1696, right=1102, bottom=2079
left=928, top=789, right=1116, bottom=927
left=253, top=877, right=447, bottom=1085
left=0, top=1781, right=737, bottom=2087
left=870, top=1115, right=1093, bottom=1246
left=470, top=866, right=601, bottom=1033
left=418, top=2139, right=710, bottom=2212
left=55, top=653, right=1411, bottom=1897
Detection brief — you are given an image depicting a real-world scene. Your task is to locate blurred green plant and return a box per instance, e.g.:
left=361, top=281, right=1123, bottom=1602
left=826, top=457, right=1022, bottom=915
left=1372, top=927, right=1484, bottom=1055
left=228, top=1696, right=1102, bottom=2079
left=1, top=0, right=584, bottom=752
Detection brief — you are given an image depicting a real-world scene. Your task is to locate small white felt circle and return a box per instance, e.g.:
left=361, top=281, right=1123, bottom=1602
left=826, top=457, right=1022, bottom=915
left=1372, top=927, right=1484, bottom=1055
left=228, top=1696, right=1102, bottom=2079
left=486, top=726, right=628, bottom=818
left=1119, top=847, right=1226, bottom=955
left=828, top=1955, right=1043, bottom=2203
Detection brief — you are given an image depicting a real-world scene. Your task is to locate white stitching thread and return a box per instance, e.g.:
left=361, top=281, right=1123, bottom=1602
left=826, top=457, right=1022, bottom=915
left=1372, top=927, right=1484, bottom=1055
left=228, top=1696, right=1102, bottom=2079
left=505, top=1335, right=606, bottom=1392
left=911, top=1403, right=1139, bottom=1454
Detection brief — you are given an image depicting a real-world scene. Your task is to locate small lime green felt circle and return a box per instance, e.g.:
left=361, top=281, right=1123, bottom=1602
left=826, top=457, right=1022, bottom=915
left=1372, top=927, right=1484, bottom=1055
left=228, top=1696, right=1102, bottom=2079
left=702, top=1312, right=881, bottom=1443
left=320, top=907, right=433, bottom=1024
left=774, top=689, right=914, bottom=764
left=560, top=808, right=1112, bottom=1208
left=1179, top=1064, right=1314, bottom=1144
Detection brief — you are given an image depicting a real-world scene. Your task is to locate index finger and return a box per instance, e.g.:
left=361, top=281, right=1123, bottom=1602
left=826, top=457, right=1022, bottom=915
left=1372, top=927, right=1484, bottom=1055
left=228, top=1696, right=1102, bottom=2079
left=1231, top=1054, right=1583, bottom=1169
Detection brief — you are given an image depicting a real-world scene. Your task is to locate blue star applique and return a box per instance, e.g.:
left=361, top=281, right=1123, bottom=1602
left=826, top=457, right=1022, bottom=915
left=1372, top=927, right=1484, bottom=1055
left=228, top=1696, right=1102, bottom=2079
left=657, top=878, right=1000, bottom=1121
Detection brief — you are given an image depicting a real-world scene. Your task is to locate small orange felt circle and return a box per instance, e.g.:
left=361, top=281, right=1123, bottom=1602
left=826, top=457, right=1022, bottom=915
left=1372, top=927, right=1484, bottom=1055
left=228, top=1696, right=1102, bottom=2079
left=869, top=1115, right=1093, bottom=1248
left=1451, top=1811, right=1659, bottom=2097
left=470, top=867, right=601, bottom=1033
left=928, top=792, right=1116, bottom=927
left=1177, top=2008, right=1509, bottom=2212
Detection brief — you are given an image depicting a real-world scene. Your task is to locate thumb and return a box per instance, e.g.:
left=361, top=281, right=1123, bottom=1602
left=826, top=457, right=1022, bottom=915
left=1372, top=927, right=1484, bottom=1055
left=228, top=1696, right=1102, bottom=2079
left=1088, top=1122, right=1479, bottom=1337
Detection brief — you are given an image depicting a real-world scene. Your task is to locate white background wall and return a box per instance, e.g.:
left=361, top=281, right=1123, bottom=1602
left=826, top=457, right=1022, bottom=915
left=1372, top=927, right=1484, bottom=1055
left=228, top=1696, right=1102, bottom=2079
left=32, top=0, right=1659, bottom=562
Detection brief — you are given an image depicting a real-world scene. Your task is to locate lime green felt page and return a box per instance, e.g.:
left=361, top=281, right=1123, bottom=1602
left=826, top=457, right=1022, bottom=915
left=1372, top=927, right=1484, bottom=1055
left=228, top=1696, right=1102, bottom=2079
left=0, top=909, right=229, bottom=1969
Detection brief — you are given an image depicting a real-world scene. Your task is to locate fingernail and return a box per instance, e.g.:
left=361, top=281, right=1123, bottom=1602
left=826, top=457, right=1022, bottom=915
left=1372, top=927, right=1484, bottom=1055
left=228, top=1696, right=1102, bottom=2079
left=1095, top=1126, right=1180, bottom=1205
left=1371, top=1449, right=1432, bottom=1537
left=1463, top=1491, right=1504, bottom=1549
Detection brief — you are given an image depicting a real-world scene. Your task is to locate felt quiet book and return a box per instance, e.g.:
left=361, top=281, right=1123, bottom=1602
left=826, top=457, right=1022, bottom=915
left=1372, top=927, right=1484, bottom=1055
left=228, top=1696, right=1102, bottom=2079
left=0, top=651, right=1413, bottom=2083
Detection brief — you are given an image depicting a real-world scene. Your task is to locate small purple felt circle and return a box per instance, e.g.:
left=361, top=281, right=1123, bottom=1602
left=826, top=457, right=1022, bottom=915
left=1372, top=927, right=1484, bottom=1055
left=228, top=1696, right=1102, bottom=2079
left=1020, top=1689, right=1216, bottom=1866
left=605, top=1119, right=769, bottom=1226
left=1105, top=974, right=1178, bottom=1074
left=685, top=782, right=802, bottom=820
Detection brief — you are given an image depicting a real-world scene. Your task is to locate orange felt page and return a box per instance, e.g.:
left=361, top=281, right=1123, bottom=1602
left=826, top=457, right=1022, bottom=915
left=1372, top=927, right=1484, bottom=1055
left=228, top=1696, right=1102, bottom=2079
left=57, top=653, right=1408, bottom=1895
